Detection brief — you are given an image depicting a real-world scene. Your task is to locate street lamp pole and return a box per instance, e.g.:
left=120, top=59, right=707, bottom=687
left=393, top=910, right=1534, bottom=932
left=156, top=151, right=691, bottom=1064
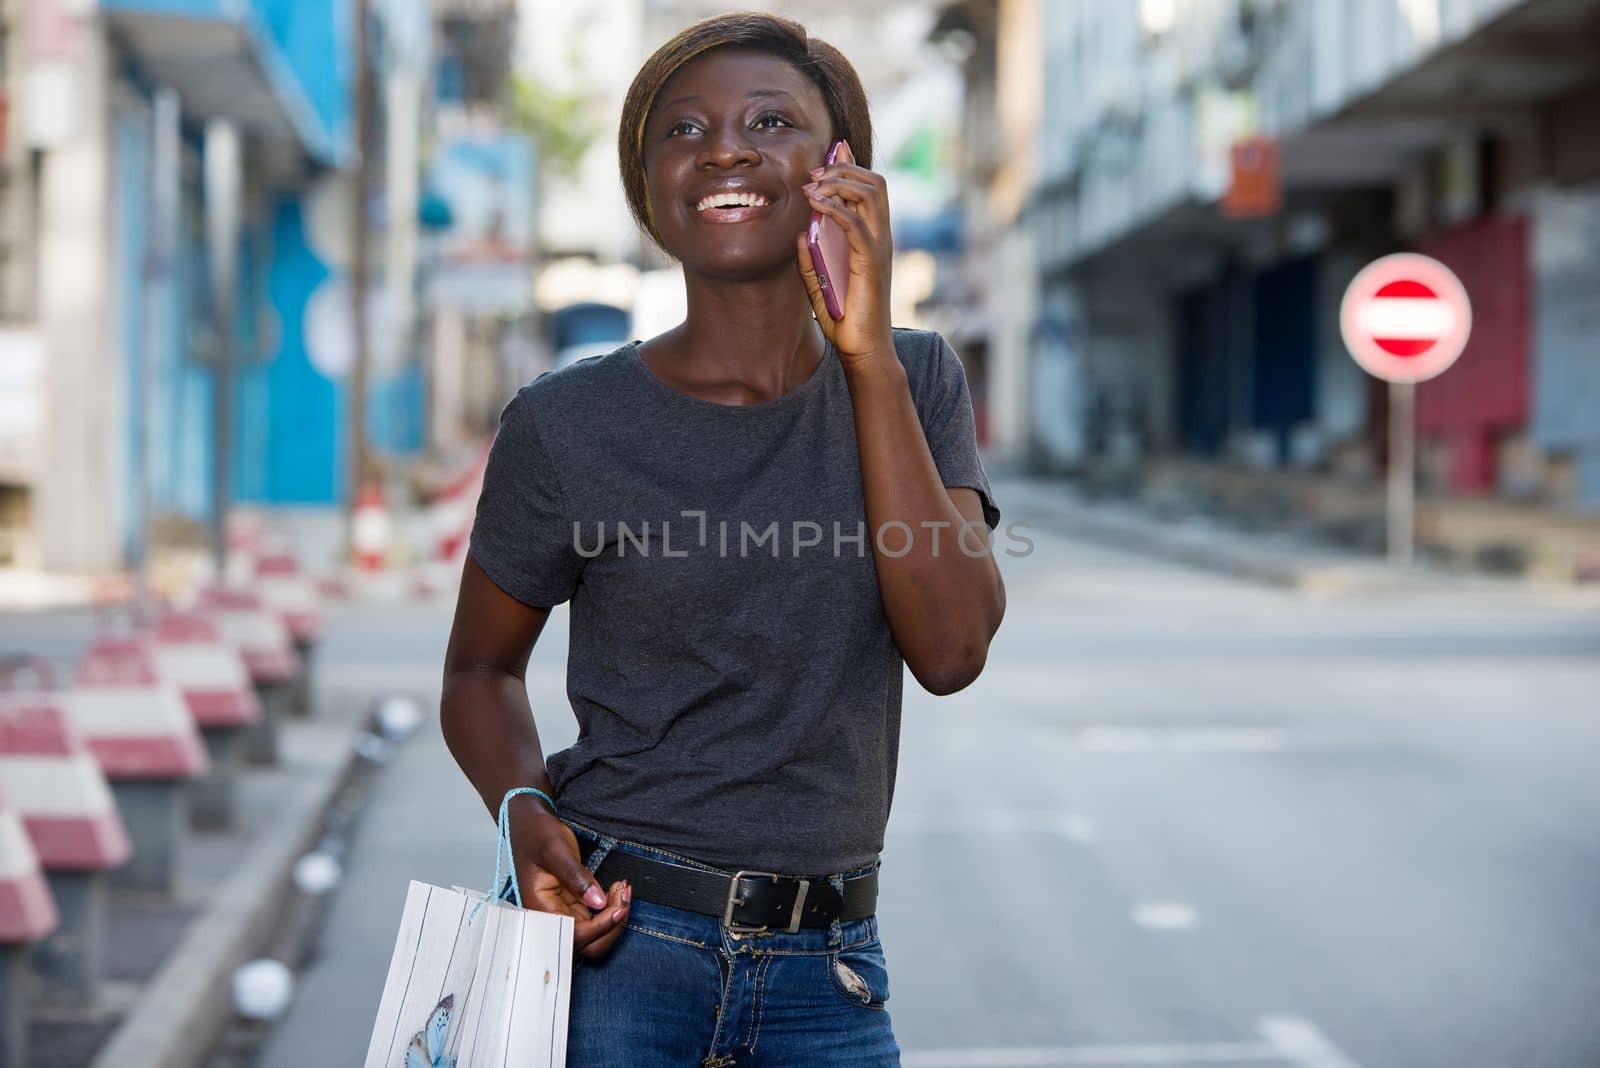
left=204, top=119, right=241, bottom=580
left=346, top=0, right=374, bottom=553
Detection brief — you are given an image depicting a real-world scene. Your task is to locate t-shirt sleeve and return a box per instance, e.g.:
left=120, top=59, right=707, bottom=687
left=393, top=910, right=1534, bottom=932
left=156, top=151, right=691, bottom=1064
left=916, top=332, right=1002, bottom=531
left=467, top=384, right=586, bottom=608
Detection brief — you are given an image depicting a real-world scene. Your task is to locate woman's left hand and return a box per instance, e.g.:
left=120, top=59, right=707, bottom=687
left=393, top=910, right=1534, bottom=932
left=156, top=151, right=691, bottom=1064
left=795, top=140, right=895, bottom=371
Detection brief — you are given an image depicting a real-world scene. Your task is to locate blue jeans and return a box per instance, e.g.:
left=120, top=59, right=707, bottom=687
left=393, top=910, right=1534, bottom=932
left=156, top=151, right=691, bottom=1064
left=502, top=819, right=902, bottom=1066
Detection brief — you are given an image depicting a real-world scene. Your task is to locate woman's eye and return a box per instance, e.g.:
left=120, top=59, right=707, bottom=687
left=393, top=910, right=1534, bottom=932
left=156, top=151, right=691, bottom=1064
left=665, top=120, right=697, bottom=138
left=753, top=112, right=792, bottom=130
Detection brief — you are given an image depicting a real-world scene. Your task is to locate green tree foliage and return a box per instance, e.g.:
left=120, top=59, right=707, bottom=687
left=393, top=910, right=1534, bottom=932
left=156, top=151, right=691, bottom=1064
left=509, top=73, right=597, bottom=181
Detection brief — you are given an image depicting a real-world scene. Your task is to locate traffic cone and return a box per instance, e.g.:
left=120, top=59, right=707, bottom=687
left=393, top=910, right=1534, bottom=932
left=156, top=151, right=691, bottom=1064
left=352, top=483, right=391, bottom=574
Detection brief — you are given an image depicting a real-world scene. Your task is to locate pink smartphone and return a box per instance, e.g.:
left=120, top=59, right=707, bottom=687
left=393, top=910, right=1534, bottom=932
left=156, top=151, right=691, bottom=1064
left=807, top=140, right=850, bottom=320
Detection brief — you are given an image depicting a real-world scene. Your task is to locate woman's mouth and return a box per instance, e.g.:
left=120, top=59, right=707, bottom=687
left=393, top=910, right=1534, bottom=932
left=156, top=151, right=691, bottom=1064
left=693, top=191, right=773, bottom=223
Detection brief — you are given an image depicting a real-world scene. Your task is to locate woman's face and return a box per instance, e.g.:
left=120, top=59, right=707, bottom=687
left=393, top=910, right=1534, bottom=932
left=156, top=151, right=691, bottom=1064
left=642, top=49, right=836, bottom=279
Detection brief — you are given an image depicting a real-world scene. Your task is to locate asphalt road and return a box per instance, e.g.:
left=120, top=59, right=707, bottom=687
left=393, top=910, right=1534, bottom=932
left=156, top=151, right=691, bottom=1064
left=256, top=488, right=1600, bottom=1068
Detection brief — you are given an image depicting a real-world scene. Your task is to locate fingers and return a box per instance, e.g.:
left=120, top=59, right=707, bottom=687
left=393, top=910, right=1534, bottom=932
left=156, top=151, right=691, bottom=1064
left=575, top=879, right=631, bottom=958
left=794, top=232, right=834, bottom=325
left=512, top=828, right=632, bottom=962
left=505, top=803, right=609, bottom=912
left=530, top=872, right=631, bottom=963
left=807, top=141, right=887, bottom=226
left=526, top=881, right=585, bottom=922
left=813, top=139, right=874, bottom=182
left=557, top=857, right=609, bottom=911
left=804, top=174, right=882, bottom=207
left=521, top=853, right=606, bottom=914
left=803, top=176, right=885, bottom=242
left=804, top=189, right=873, bottom=257
left=535, top=824, right=608, bottom=910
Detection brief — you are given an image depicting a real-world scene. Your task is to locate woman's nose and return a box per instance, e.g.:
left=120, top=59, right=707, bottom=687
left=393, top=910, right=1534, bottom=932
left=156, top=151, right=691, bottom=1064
left=699, top=124, right=758, bottom=168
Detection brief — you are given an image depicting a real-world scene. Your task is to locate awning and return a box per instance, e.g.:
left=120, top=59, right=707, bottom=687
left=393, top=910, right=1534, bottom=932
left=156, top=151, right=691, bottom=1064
left=102, top=0, right=343, bottom=168
left=1280, top=0, right=1600, bottom=190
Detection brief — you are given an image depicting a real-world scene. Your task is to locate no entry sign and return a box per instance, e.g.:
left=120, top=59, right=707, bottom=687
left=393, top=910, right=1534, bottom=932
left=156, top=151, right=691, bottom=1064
left=1339, top=253, right=1472, bottom=384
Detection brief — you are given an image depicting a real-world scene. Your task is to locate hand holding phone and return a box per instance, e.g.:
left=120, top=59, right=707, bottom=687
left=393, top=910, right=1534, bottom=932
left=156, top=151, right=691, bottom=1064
left=807, top=140, right=850, bottom=320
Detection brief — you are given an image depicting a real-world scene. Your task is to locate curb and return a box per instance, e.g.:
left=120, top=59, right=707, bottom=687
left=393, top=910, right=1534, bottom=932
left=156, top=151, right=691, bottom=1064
left=87, top=719, right=362, bottom=1068
left=1000, top=481, right=1459, bottom=595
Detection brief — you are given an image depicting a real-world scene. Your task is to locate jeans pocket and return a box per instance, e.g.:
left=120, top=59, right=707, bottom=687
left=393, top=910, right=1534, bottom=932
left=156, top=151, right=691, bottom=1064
left=827, top=938, right=891, bottom=1010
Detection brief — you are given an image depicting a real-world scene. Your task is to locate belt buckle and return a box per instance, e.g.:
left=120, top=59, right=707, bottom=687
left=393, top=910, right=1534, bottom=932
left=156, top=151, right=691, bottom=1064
left=724, top=870, right=810, bottom=934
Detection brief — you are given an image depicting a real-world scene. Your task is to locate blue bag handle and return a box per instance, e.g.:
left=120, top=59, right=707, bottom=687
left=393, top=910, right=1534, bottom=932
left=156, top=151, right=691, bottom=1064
left=468, top=786, right=556, bottom=924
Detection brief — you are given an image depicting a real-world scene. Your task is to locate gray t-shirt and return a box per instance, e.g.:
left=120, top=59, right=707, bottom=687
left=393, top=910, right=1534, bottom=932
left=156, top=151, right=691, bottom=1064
left=467, top=326, right=1000, bottom=876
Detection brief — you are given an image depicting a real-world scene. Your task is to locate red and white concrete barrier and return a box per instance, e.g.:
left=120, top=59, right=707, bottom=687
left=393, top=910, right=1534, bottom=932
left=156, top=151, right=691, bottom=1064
left=0, top=782, right=56, bottom=944
left=200, top=586, right=300, bottom=687
left=1, top=778, right=56, bottom=1063
left=252, top=550, right=323, bottom=719
left=0, top=692, right=131, bottom=871
left=0, top=775, right=54, bottom=1067
left=0, top=780, right=57, bottom=1068
left=227, top=508, right=267, bottom=559
left=428, top=443, right=489, bottom=563
left=412, top=445, right=489, bottom=599
left=151, top=611, right=261, bottom=730
left=223, top=508, right=269, bottom=591
left=71, top=635, right=208, bottom=896
left=254, top=550, right=325, bottom=645
left=71, top=636, right=210, bottom=780
left=0, top=686, right=133, bottom=1005
left=149, top=610, right=260, bottom=830
left=198, top=586, right=299, bottom=766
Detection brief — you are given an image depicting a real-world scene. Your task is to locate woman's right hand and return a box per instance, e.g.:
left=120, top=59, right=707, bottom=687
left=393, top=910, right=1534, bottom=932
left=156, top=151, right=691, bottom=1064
left=507, top=798, right=631, bottom=959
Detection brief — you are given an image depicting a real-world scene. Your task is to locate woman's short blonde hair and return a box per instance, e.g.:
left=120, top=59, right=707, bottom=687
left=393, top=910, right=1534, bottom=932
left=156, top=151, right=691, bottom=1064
left=618, top=10, right=874, bottom=252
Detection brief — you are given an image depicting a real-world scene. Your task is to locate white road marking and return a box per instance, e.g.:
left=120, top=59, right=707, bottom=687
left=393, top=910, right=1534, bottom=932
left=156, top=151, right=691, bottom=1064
left=1258, top=1016, right=1364, bottom=1068
left=1130, top=902, right=1198, bottom=930
left=1077, top=726, right=1157, bottom=751
left=901, top=1039, right=1284, bottom=1066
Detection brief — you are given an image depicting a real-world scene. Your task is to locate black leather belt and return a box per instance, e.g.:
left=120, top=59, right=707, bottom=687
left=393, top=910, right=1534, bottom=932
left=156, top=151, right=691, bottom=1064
left=578, top=833, right=877, bottom=933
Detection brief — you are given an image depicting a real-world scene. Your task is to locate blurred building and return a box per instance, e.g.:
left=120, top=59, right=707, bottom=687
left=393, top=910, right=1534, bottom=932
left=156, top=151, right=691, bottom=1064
left=515, top=0, right=643, bottom=265
left=0, top=0, right=535, bottom=574
left=1030, top=2, right=1593, bottom=511
left=427, top=0, right=533, bottom=449
left=942, top=0, right=1600, bottom=568
left=930, top=0, right=1044, bottom=467
left=257, top=0, right=435, bottom=513
left=0, top=0, right=356, bottom=571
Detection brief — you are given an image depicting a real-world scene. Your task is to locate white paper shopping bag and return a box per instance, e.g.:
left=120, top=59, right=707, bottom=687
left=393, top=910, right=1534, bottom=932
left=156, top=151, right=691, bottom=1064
left=363, top=789, right=576, bottom=1068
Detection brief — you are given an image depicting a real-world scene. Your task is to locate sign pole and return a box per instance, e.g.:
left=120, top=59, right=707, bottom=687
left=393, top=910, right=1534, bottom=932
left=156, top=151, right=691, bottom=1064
left=1340, top=252, right=1470, bottom=572
left=1387, top=380, right=1415, bottom=566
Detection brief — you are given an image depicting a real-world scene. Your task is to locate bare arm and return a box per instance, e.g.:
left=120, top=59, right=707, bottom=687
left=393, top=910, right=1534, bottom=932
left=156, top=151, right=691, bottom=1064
left=845, top=359, right=1006, bottom=694
left=440, top=556, right=630, bottom=957
left=797, top=141, right=1005, bottom=695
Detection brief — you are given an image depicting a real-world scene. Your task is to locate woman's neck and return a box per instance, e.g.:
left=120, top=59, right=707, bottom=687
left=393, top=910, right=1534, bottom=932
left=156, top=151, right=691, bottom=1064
left=660, top=270, right=826, bottom=400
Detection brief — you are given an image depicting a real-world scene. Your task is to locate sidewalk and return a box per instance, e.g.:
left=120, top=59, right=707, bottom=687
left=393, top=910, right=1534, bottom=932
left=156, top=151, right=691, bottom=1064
left=994, top=476, right=1599, bottom=603
left=68, top=718, right=361, bottom=1068
left=0, top=604, right=403, bottom=1068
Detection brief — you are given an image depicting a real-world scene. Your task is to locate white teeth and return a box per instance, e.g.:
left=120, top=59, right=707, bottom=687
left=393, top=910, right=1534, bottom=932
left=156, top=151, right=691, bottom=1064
left=696, top=191, right=770, bottom=212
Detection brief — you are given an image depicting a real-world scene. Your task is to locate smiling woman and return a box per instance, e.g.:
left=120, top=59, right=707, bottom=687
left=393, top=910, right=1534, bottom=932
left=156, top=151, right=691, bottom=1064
left=440, top=11, right=1005, bottom=1068
left=617, top=15, right=872, bottom=256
